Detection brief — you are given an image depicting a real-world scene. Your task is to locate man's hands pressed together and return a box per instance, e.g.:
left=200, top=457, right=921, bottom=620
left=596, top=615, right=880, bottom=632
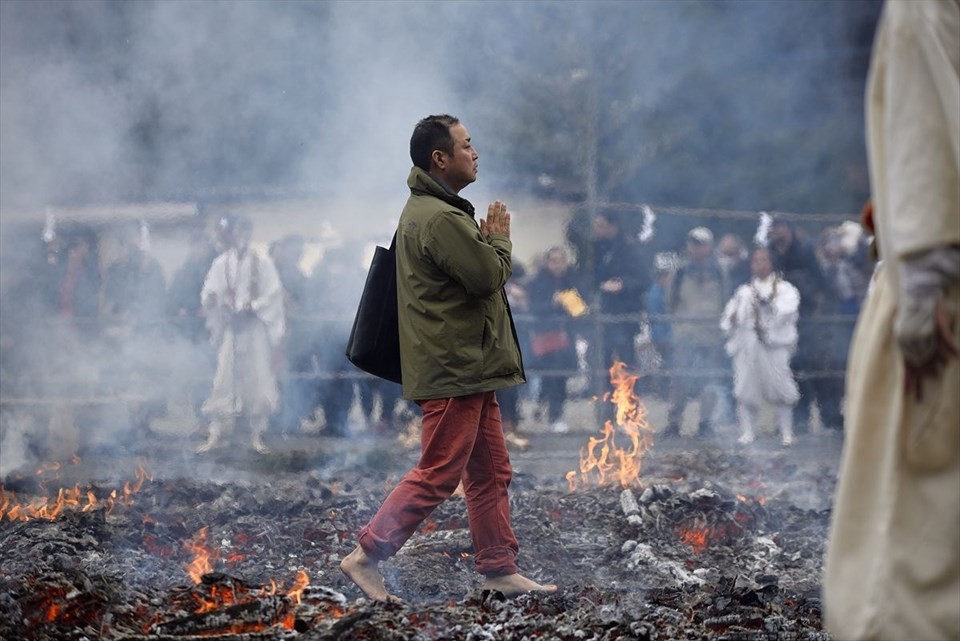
left=480, top=200, right=511, bottom=240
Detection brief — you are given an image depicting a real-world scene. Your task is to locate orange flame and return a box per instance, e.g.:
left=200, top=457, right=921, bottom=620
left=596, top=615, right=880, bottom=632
left=35, top=461, right=62, bottom=476
left=566, top=362, right=654, bottom=491
left=183, top=528, right=311, bottom=623
left=262, top=579, right=279, bottom=596
left=0, top=461, right=152, bottom=522
left=286, top=570, right=309, bottom=604
left=678, top=510, right=756, bottom=554
left=680, top=525, right=710, bottom=554
left=184, top=526, right=219, bottom=584
left=45, top=603, right=61, bottom=622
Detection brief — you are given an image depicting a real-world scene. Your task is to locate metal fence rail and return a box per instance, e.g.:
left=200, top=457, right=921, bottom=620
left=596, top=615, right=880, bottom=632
left=0, top=310, right=859, bottom=409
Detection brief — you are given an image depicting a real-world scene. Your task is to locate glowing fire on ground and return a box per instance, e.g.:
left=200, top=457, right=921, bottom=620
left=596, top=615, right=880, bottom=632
left=0, top=461, right=153, bottom=522
left=679, top=524, right=711, bottom=554
left=183, top=527, right=315, bottom=630
left=566, top=362, right=654, bottom=491
left=677, top=501, right=757, bottom=554
left=184, top=526, right=219, bottom=585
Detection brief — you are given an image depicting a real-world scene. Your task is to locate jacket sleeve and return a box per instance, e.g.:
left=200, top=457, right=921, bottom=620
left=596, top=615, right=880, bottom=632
left=619, top=243, right=651, bottom=301
left=424, top=210, right=512, bottom=298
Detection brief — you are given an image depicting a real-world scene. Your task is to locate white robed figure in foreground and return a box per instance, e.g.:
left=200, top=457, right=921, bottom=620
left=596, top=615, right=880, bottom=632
left=720, top=246, right=801, bottom=446
left=823, top=1, right=959, bottom=638
left=197, top=215, right=285, bottom=454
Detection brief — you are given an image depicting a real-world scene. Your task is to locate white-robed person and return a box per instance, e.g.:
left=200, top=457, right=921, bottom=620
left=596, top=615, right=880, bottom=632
left=197, top=214, right=286, bottom=454
left=720, top=246, right=801, bottom=447
left=823, top=1, right=959, bottom=639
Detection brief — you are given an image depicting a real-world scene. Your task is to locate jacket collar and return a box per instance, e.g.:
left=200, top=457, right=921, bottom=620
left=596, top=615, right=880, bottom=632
left=407, top=167, right=476, bottom=218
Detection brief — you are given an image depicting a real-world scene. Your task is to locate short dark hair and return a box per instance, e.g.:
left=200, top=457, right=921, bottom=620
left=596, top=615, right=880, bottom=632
left=410, top=114, right=460, bottom=171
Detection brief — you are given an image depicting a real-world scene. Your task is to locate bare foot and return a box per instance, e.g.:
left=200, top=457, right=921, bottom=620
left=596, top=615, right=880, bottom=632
left=250, top=432, right=270, bottom=454
left=340, top=546, right=400, bottom=602
left=195, top=433, right=221, bottom=454
left=481, top=573, right=558, bottom=596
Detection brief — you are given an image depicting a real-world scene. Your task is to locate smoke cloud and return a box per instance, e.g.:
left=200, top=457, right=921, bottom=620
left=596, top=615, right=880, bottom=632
left=1, top=0, right=881, bottom=209
left=0, top=0, right=881, bottom=477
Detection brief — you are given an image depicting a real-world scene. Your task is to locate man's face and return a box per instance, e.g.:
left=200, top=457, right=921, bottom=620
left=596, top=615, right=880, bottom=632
left=437, top=123, right=478, bottom=193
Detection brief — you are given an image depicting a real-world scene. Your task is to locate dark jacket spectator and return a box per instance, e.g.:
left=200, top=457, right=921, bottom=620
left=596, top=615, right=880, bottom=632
left=588, top=211, right=650, bottom=369
left=768, top=219, right=825, bottom=317
left=768, top=218, right=838, bottom=431
left=309, top=242, right=368, bottom=437
left=167, top=233, right=217, bottom=341
left=57, top=231, right=101, bottom=324
left=103, top=226, right=167, bottom=330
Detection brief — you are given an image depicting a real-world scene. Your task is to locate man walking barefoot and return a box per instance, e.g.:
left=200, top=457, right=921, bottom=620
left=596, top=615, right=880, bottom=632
left=341, top=115, right=556, bottom=601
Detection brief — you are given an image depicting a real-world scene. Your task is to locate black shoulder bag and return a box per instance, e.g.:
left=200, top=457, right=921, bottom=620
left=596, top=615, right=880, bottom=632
left=345, top=232, right=402, bottom=384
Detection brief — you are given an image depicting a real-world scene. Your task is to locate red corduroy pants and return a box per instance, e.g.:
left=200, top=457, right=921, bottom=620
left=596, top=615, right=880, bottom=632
left=357, top=390, right=519, bottom=576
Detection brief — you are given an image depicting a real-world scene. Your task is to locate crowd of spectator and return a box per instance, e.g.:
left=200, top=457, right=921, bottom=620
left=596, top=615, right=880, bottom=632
left=0, top=209, right=873, bottom=459
left=0, top=218, right=412, bottom=459
left=507, top=211, right=873, bottom=443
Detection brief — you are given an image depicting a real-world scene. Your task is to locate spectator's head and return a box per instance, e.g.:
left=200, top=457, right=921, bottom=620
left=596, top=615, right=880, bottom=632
left=218, top=214, right=253, bottom=251
left=544, top=246, right=570, bottom=277
left=716, top=233, right=746, bottom=262
left=112, top=223, right=143, bottom=261
left=685, top=226, right=714, bottom=262
left=653, top=252, right=677, bottom=284
left=66, top=230, right=95, bottom=265
left=410, top=114, right=476, bottom=193
left=750, top=246, right=774, bottom=280
left=592, top=211, right=621, bottom=240
left=837, top=221, right=865, bottom=256
left=769, top=217, right=795, bottom=249
left=820, top=228, right=845, bottom=263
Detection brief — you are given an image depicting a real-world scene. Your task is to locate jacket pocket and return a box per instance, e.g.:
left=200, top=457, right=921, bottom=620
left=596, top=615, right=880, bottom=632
left=480, top=311, right=518, bottom=379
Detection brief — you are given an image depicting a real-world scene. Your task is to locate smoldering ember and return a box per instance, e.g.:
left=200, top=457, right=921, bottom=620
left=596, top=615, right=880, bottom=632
left=0, top=364, right=841, bottom=641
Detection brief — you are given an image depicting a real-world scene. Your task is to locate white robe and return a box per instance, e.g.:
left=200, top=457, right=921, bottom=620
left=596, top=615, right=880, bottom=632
left=200, top=247, right=285, bottom=418
left=720, top=274, right=800, bottom=407
left=824, top=2, right=960, bottom=639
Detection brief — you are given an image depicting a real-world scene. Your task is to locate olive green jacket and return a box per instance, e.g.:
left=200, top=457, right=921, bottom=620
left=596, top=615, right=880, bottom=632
left=396, top=167, right=525, bottom=400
